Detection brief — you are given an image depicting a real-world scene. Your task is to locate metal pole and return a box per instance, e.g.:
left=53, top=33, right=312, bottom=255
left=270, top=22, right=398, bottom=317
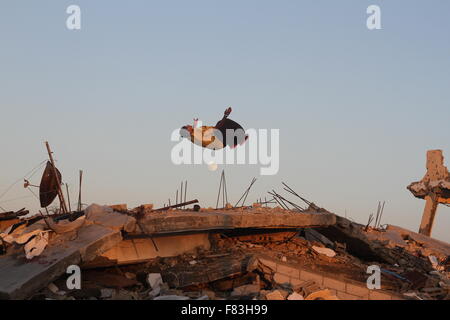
left=154, top=199, right=199, bottom=211
left=223, top=172, right=228, bottom=206
left=180, top=182, right=183, bottom=210
left=77, top=170, right=83, bottom=211
left=222, top=171, right=225, bottom=208
left=216, top=171, right=223, bottom=209
left=65, top=183, right=72, bottom=212
left=184, top=181, right=187, bottom=209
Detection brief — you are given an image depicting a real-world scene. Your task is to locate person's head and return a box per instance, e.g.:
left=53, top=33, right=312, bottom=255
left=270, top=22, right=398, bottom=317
left=179, top=125, right=193, bottom=139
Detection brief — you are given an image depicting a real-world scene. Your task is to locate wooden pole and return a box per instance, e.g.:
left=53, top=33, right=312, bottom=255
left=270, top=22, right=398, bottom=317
left=45, top=141, right=68, bottom=214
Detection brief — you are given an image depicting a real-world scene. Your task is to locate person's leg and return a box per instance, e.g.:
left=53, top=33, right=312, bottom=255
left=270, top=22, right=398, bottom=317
left=224, top=107, right=232, bottom=118
left=216, top=107, right=233, bottom=129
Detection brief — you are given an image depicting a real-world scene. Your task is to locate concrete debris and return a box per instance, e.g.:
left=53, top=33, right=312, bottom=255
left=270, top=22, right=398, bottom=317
left=407, top=150, right=450, bottom=237
left=100, top=288, right=114, bottom=299
left=428, top=256, right=441, bottom=270
left=148, top=286, right=161, bottom=298
left=287, top=292, right=304, bottom=300
left=47, top=283, right=59, bottom=294
left=2, top=221, right=46, bottom=245
left=231, top=284, right=260, bottom=297
left=45, top=216, right=85, bottom=234
left=124, top=272, right=136, bottom=280
left=154, top=295, right=190, bottom=300
left=24, top=231, right=49, bottom=259
left=111, top=290, right=138, bottom=300
left=305, top=289, right=339, bottom=300
left=0, top=195, right=449, bottom=301
left=108, top=204, right=128, bottom=212
left=85, top=204, right=136, bottom=233
left=312, top=246, right=336, bottom=258
left=0, top=220, right=123, bottom=299
left=147, top=273, right=163, bottom=290
left=403, top=291, right=423, bottom=300
left=265, top=290, right=285, bottom=300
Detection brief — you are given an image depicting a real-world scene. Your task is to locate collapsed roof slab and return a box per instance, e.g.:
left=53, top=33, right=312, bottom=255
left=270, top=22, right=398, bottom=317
left=0, top=224, right=122, bottom=300
left=136, top=209, right=336, bottom=235
left=385, top=224, right=450, bottom=258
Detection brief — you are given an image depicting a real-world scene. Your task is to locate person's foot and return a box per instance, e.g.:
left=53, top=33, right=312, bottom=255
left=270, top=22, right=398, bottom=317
left=224, top=107, right=232, bottom=117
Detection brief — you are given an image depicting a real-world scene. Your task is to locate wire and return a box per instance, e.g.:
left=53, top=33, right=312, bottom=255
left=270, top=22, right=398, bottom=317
left=0, top=160, right=47, bottom=201
left=26, top=187, right=40, bottom=201
left=0, top=195, right=35, bottom=203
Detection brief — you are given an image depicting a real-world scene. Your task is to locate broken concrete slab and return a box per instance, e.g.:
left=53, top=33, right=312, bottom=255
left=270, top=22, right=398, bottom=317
left=407, top=150, right=450, bottom=236
left=366, top=224, right=450, bottom=263
left=46, top=216, right=86, bottom=234
left=317, top=214, right=434, bottom=272
left=386, top=225, right=450, bottom=259
left=85, top=204, right=136, bottom=233
left=138, top=210, right=336, bottom=235
left=82, top=233, right=211, bottom=268
left=0, top=224, right=121, bottom=299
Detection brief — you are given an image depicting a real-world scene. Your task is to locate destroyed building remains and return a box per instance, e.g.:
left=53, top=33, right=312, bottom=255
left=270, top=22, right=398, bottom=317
left=0, top=146, right=449, bottom=301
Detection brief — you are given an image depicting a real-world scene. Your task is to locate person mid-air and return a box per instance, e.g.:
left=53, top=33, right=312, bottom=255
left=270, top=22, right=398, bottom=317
left=180, top=107, right=248, bottom=150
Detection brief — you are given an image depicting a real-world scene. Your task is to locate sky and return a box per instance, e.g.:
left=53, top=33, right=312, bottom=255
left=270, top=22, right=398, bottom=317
left=0, top=1, right=449, bottom=241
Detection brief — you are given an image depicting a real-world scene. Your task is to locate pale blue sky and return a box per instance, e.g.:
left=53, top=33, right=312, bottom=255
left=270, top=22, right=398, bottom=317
left=1, top=1, right=449, bottom=241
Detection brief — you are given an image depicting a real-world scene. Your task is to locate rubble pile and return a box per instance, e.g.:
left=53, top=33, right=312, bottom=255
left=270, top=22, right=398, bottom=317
left=0, top=201, right=449, bottom=300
